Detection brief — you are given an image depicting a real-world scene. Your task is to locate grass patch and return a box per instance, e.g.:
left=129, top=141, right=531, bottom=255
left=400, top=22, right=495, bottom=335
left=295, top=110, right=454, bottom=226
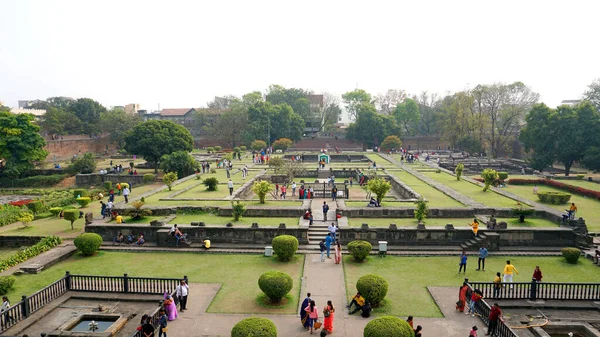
left=171, top=214, right=299, bottom=227
left=344, top=255, right=600, bottom=317
left=107, top=216, right=166, bottom=224
left=499, top=218, right=559, bottom=228
left=387, top=171, right=465, bottom=208
left=344, top=201, right=414, bottom=208
left=348, top=217, right=474, bottom=227
left=10, top=252, right=304, bottom=314
left=0, top=216, right=85, bottom=238
left=0, top=248, right=23, bottom=259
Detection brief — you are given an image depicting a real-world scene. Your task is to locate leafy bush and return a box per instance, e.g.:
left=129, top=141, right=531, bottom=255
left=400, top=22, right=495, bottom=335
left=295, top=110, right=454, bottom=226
left=210, top=168, right=216, bottom=174
left=267, top=157, right=284, bottom=168
left=0, top=276, right=16, bottom=295
left=347, top=240, right=372, bottom=262
left=206, top=147, right=215, bottom=153
left=231, top=317, right=277, bottom=337
left=0, top=174, right=67, bottom=188
left=272, top=138, right=293, bottom=151
left=576, top=174, right=585, bottom=180
left=356, top=274, right=389, bottom=306
left=537, top=191, right=572, bottom=204
left=18, top=211, right=34, bottom=227
left=258, top=270, right=293, bottom=303
left=0, top=204, right=26, bottom=227
left=272, top=235, right=299, bottom=261
left=163, top=172, right=178, bottom=191
left=214, top=146, right=222, bottom=151
left=129, top=201, right=153, bottom=220
left=49, top=207, right=63, bottom=216
left=380, top=135, right=402, bottom=151
left=74, top=233, right=103, bottom=256
left=63, top=209, right=80, bottom=230
left=455, top=163, right=464, bottom=181
left=160, top=150, right=199, bottom=178
left=67, top=153, right=96, bottom=174
left=0, top=236, right=62, bottom=272
left=414, top=198, right=429, bottom=222
left=240, top=146, right=247, bottom=151
left=252, top=180, right=273, bottom=204
left=481, top=168, right=499, bottom=192
left=232, top=201, right=246, bottom=221
left=561, top=247, right=581, bottom=264
left=364, top=316, right=414, bottom=337
left=367, top=177, right=392, bottom=203
left=76, top=197, right=92, bottom=208
left=72, top=189, right=89, bottom=199
left=251, top=140, right=267, bottom=151
left=26, top=201, right=46, bottom=215
left=498, top=172, right=509, bottom=181
left=233, top=146, right=241, bottom=153
left=119, top=182, right=130, bottom=189
left=143, top=173, right=155, bottom=184
left=103, top=181, right=112, bottom=191
left=203, top=177, right=219, bottom=191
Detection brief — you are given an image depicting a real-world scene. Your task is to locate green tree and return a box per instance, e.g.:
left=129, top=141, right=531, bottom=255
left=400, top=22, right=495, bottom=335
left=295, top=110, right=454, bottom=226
left=320, top=92, right=342, bottom=131
left=215, top=104, right=249, bottom=148
left=582, top=146, right=600, bottom=172
left=415, top=91, right=441, bottom=135
left=245, top=101, right=304, bottom=144
left=163, top=172, right=178, bottom=191
left=124, top=120, right=193, bottom=172
left=160, top=151, right=199, bottom=178
left=583, top=78, right=600, bottom=112
left=519, top=103, right=556, bottom=172
left=393, top=98, right=420, bottom=135
left=67, top=153, right=96, bottom=174
left=40, top=107, right=82, bottom=135
left=100, top=108, right=142, bottom=148
left=379, top=135, right=402, bottom=151
left=266, top=85, right=313, bottom=125
left=481, top=168, right=499, bottom=192
left=68, top=98, right=106, bottom=136
left=252, top=180, right=273, bottom=204
left=342, top=89, right=373, bottom=120
left=346, top=103, right=400, bottom=147
left=272, top=138, right=293, bottom=151
left=0, top=111, right=48, bottom=177
left=251, top=140, right=267, bottom=151
left=367, top=177, right=391, bottom=203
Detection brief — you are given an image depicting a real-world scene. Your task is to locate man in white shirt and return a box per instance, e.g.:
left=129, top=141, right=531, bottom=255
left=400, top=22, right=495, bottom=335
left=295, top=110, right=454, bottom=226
left=228, top=179, right=234, bottom=195
left=176, top=279, right=189, bottom=311
left=123, top=186, right=130, bottom=203
left=2, top=296, right=13, bottom=325
left=107, top=200, right=114, bottom=218
left=328, top=222, right=337, bottom=241
left=292, top=182, right=297, bottom=196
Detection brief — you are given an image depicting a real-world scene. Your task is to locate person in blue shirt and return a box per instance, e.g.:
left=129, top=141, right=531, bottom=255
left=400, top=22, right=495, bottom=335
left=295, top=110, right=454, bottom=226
left=459, top=251, right=467, bottom=274
left=477, top=244, right=489, bottom=271
left=158, top=308, right=168, bottom=337
left=325, top=234, right=333, bottom=259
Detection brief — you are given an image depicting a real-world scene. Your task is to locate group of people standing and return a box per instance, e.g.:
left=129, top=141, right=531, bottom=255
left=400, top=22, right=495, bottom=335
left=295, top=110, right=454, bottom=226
left=300, top=293, right=335, bottom=335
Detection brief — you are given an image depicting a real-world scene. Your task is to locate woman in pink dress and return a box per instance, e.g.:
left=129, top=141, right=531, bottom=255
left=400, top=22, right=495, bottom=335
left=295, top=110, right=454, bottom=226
left=304, top=300, right=318, bottom=334
left=334, top=242, right=342, bottom=264
left=163, top=292, right=178, bottom=321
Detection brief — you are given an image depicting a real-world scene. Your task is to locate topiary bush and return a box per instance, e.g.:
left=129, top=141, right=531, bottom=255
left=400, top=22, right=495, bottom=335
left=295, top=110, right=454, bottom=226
left=561, top=247, right=581, bottom=264
left=258, top=270, right=293, bottom=303
left=231, top=317, right=277, bottom=337
left=63, top=209, right=80, bottom=230
left=240, top=145, right=247, bottom=151
left=143, top=173, right=155, bottom=184
left=347, top=240, right=372, bottom=262
left=76, top=197, right=91, bottom=208
left=203, top=177, right=219, bottom=191
left=74, top=233, right=103, bottom=256
left=481, top=168, right=499, bottom=192
left=233, top=146, right=241, bottom=153
left=72, top=189, right=89, bottom=199
left=364, top=316, right=414, bottom=337
left=49, top=207, right=63, bottom=217
left=206, top=147, right=215, bottom=153
left=356, top=274, right=389, bottom=306
left=104, top=181, right=112, bottom=191
left=455, top=163, right=464, bottom=181
left=214, top=146, right=222, bottom=151
left=498, top=172, right=509, bottom=181
left=272, top=235, right=299, bottom=261
left=537, top=191, right=572, bottom=204
left=0, top=276, right=16, bottom=295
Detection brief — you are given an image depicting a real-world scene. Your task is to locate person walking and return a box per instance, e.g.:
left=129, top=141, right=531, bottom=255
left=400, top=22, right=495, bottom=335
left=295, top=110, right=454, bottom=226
left=325, top=233, right=333, bottom=259
left=176, top=279, right=189, bottom=312
left=292, top=182, right=296, bottom=196
left=116, top=183, right=122, bottom=196
left=107, top=200, right=114, bottom=219
left=322, top=201, right=329, bottom=221
left=304, top=300, right=319, bottom=335
left=477, top=245, right=488, bottom=271
left=228, top=179, right=234, bottom=196
left=300, top=293, right=312, bottom=329
left=503, top=260, right=519, bottom=288
left=533, top=266, right=543, bottom=282
left=1, top=296, right=14, bottom=327
left=323, top=300, right=335, bottom=334
left=569, top=202, right=578, bottom=220
left=328, top=222, right=337, bottom=241
left=334, top=241, right=342, bottom=264
left=123, top=186, right=130, bottom=203
left=100, top=201, right=107, bottom=219
left=331, top=185, right=338, bottom=201
left=319, top=240, right=326, bottom=262
left=280, top=185, right=286, bottom=199
left=493, top=272, right=502, bottom=298
left=486, top=303, right=502, bottom=336
left=459, top=251, right=468, bottom=274
left=469, top=219, right=480, bottom=236
left=158, top=309, right=168, bottom=337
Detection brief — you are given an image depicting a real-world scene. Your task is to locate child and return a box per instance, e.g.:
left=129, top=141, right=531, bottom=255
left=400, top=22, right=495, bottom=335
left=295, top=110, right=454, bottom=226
left=158, top=309, right=168, bottom=337
left=469, top=325, right=478, bottom=337
left=469, top=291, right=482, bottom=316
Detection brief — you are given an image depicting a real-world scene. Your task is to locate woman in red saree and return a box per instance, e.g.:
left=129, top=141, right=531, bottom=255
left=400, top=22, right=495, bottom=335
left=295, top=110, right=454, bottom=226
left=323, top=300, right=335, bottom=333
left=456, top=283, right=468, bottom=312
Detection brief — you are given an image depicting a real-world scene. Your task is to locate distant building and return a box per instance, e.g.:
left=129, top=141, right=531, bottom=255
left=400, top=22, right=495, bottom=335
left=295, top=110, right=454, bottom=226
left=124, top=103, right=140, bottom=114
left=18, top=100, right=35, bottom=109
left=138, top=108, right=201, bottom=143
left=10, top=107, right=46, bottom=117
left=561, top=100, right=581, bottom=106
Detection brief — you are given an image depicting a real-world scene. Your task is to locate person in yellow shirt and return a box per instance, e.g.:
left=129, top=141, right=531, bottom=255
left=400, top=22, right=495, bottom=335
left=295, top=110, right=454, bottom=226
left=202, top=237, right=211, bottom=249
left=569, top=203, right=577, bottom=220
left=115, top=214, right=125, bottom=224
left=502, top=260, right=519, bottom=288
left=493, top=272, right=502, bottom=298
left=347, top=292, right=365, bottom=314
left=469, top=219, right=479, bottom=236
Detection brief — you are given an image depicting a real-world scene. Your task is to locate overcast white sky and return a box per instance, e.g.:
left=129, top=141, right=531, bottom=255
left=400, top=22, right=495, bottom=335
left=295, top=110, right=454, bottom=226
left=1, top=0, right=599, bottom=118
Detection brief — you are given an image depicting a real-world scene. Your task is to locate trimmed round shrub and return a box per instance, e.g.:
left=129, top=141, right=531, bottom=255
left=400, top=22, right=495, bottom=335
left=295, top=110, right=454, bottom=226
left=231, top=317, right=277, bottom=337
left=561, top=247, right=581, bottom=264
left=240, top=146, right=247, bottom=151
left=364, top=316, right=414, bottom=337
left=72, top=189, right=89, bottom=199
left=143, top=173, right=155, bottom=184
left=76, top=197, right=92, bottom=208
left=233, top=146, right=241, bottom=153
left=49, top=207, right=63, bottom=217
left=356, top=274, right=389, bottom=306
left=537, top=191, right=572, bottom=204
left=0, top=276, right=16, bottom=295
left=104, top=181, right=112, bottom=191
left=498, top=172, right=509, bottom=181
left=206, top=147, right=215, bottom=153
left=347, top=240, right=372, bottom=262
left=214, top=146, right=222, bottom=151
left=271, top=235, right=299, bottom=261
left=74, top=233, right=103, bottom=256
left=258, top=270, right=293, bottom=303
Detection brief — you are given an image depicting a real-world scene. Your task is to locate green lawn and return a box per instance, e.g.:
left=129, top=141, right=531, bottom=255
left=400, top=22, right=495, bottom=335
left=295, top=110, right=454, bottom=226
left=422, top=172, right=524, bottom=208
left=547, top=179, right=600, bottom=192
left=0, top=248, right=22, bottom=259
left=0, top=216, right=85, bottom=238
left=9, top=252, right=304, bottom=314
left=176, top=184, right=234, bottom=198
left=504, top=184, right=600, bottom=232
left=347, top=217, right=559, bottom=228
left=107, top=216, right=166, bottom=224
left=344, top=201, right=414, bottom=208
left=344, top=256, right=600, bottom=317
left=170, top=214, right=299, bottom=227
left=497, top=218, right=560, bottom=228
left=387, top=171, right=465, bottom=208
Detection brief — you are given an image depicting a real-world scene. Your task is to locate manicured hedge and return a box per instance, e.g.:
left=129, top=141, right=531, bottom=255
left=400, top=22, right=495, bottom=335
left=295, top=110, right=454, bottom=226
left=0, top=174, right=67, bottom=188
left=356, top=274, right=389, bottom=306
left=561, top=247, right=581, bottom=264
left=231, top=317, right=277, bottom=337
left=143, top=174, right=155, bottom=184
left=0, top=236, right=62, bottom=272
left=272, top=235, right=299, bottom=261
left=74, top=233, right=103, bottom=256
left=348, top=240, right=372, bottom=262
left=537, top=191, right=572, bottom=204
left=364, top=316, right=414, bottom=337
left=508, top=178, right=600, bottom=201
left=258, top=270, right=293, bottom=303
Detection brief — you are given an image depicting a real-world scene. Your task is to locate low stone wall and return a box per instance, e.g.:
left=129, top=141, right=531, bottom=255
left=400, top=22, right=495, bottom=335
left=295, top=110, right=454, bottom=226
left=112, top=206, right=306, bottom=218
left=386, top=174, right=420, bottom=200
left=0, top=235, right=44, bottom=248
left=75, top=174, right=146, bottom=187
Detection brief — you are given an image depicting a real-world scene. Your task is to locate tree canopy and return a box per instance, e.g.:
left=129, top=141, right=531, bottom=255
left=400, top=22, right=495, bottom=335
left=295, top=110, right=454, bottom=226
left=160, top=151, right=198, bottom=178
left=342, top=89, right=373, bottom=121
left=100, top=108, right=142, bottom=148
left=0, top=111, right=48, bottom=177
left=346, top=103, right=400, bottom=147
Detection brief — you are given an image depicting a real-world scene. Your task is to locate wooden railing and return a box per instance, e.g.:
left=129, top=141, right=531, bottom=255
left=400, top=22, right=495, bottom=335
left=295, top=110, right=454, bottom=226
left=0, top=271, right=185, bottom=335
left=465, top=283, right=518, bottom=337
left=467, top=279, right=600, bottom=301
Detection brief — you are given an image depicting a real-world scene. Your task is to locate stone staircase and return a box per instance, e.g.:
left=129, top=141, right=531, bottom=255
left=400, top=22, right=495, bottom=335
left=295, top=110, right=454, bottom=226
left=307, top=222, right=330, bottom=250
left=460, top=233, right=488, bottom=251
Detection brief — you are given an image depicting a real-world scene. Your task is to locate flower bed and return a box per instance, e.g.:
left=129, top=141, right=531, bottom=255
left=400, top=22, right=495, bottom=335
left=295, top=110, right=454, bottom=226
left=507, top=178, right=600, bottom=201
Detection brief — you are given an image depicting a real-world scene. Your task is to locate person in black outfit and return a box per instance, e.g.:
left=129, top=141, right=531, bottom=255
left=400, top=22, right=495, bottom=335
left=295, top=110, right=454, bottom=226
left=141, top=314, right=155, bottom=337
left=361, top=301, right=372, bottom=318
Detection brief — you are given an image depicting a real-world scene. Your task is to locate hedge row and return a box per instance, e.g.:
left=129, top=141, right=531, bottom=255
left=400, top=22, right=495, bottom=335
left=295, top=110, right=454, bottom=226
left=0, top=236, right=62, bottom=272
left=537, top=191, right=572, bottom=204
left=507, top=178, right=600, bottom=201
left=0, top=204, right=27, bottom=227
left=0, top=174, right=68, bottom=188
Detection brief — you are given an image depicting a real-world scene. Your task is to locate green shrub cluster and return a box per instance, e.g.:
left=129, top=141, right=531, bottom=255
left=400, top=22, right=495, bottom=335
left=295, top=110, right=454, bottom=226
left=364, top=316, right=414, bottom=337
left=0, top=174, right=68, bottom=188
left=214, top=146, right=222, bottom=151
left=271, top=235, right=299, bottom=261
left=74, top=233, right=103, bottom=256
left=49, top=207, right=63, bottom=216
left=76, top=197, right=92, bottom=208
left=202, top=177, right=219, bottom=191
left=537, top=191, right=572, bottom=204
left=258, top=270, right=293, bottom=303
left=26, top=201, right=46, bottom=215
left=240, top=146, right=247, bottom=151
left=104, top=181, right=112, bottom=190
left=561, top=247, right=581, bottom=264
left=231, top=317, right=277, bottom=337
left=0, top=204, right=28, bottom=227
left=0, top=236, right=62, bottom=272
left=143, top=174, right=155, bottom=184
left=206, top=147, right=215, bottom=153
left=72, top=189, right=89, bottom=199
left=498, top=172, right=509, bottom=180
left=347, top=240, right=372, bottom=262
left=0, top=276, right=16, bottom=295
left=356, top=274, right=389, bottom=306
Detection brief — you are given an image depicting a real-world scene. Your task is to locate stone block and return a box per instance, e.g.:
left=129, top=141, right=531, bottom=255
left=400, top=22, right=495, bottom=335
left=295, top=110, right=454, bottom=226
left=497, top=221, right=507, bottom=229
left=85, top=212, right=94, bottom=225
